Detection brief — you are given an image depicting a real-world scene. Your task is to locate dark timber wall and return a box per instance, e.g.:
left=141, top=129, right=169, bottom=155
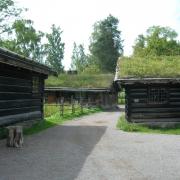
left=45, top=89, right=118, bottom=109
left=0, top=62, right=45, bottom=126
left=125, top=84, right=180, bottom=123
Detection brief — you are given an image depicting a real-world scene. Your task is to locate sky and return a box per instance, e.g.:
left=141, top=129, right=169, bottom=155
left=16, top=0, right=180, bottom=69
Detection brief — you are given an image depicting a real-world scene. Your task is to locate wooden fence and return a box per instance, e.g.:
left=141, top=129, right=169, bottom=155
left=46, top=96, right=101, bottom=116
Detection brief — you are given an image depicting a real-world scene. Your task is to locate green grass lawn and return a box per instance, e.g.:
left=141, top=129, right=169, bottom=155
left=0, top=105, right=102, bottom=139
left=117, top=114, right=180, bottom=135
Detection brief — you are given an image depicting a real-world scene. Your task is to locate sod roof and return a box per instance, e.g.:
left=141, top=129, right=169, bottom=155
left=117, top=56, right=180, bottom=79
left=45, top=74, right=114, bottom=88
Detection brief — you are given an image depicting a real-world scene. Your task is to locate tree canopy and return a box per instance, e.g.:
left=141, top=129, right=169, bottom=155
left=0, top=0, right=23, bottom=35
left=89, top=15, right=123, bottom=73
left=0, top=19, right=45, bottom=62
left=46, top=24, right=65, bottom=73
left=133, top=26, right=180, bottom=56
left=71, top=42, right=88, bottom=73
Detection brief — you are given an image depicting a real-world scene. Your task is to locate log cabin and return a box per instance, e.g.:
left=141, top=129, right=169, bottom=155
left=115, top=56, right=180, bottom=125
left=45, top=74, right=118, bottom=109
left=0, top=47, right=54, bottom=126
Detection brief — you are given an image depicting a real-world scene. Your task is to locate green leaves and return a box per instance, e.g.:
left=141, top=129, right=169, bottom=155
left=133, top=26, right=180, bottom=56
left=71, top=42, right=88, bottom=73
left=0, top=19, right=46, bottom=63
left=89, top=15, right=123, bottom=73
left=0, top=1, right=65, bottom=67
left=46, top=24, right=65, bottom=73
left=0, top=0, right=23, bottom=35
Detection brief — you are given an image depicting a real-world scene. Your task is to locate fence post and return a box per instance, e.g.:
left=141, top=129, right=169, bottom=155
left=80, top=97, right=83, bottom=113
left=60, top=97, right=64, bottom=116
left=71, top=96, right=75, bottom=114
left=88, top=97, right=91, bottom=109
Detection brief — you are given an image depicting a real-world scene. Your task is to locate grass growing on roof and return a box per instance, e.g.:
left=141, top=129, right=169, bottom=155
left=117, top=114, right=180, bottom=135
left=46, top=73, right=114, bottom=88
left=118, top=56, right=180, bottom=78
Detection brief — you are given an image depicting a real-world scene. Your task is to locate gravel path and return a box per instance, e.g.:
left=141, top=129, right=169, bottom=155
left=0, top=111, right=180, bottom=180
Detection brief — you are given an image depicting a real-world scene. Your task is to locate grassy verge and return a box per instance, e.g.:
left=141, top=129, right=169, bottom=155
left=118, top=90, right=125, bottom=105
left=117, top=114, right=180, bottom=135
left=0, top=106, right=102, bottom=139
left=24, top=106, right=101, bottom=135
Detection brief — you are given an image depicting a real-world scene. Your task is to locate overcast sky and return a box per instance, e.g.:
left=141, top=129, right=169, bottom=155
left=16, top=0, right=180, bottom=69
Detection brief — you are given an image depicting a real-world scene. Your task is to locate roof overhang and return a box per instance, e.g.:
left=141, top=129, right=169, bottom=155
left=115, top=78, right=180, bottom=88
left=0, top=47, right=56, bottom=76
left=45, top=87, right=111, bottom=93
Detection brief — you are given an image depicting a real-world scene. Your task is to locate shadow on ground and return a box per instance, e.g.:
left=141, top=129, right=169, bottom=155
left=0, top=125, right=107, bottom=180
left=105, top=106, right=122, bottom=112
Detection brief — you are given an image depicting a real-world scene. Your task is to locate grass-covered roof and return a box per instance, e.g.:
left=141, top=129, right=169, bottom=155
left=46, top=74, right=114, bottom=88
left=117, top=56, right=180, bottom=78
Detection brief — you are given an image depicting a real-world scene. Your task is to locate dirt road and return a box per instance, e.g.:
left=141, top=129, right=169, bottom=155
left=0, top=111, right=180, bottom=180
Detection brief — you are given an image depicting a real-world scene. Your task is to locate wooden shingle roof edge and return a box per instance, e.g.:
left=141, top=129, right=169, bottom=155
left=45, top=87, right=111, bottom=92
left=115, top=78, right=180, bottom=85
left=0, top=47, right=56, bottom=76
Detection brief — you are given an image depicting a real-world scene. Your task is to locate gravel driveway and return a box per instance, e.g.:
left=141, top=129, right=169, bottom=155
left=0, top=111, right=180, bottom=180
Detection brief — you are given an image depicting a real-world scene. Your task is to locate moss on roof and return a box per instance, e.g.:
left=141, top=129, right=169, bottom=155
left=45, top=74, right=114, bottom=88
left=118, top=56, right=180, bottom=78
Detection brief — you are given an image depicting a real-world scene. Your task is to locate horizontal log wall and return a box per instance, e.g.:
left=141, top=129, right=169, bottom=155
left=0, top=63, right=44, bottom=126
left=45, top=90, right=118, bottom=109
left=125, top=84, right=180, bottom=123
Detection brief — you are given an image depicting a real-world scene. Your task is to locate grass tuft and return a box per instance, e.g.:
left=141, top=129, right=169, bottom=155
left=117, top=114, right=180, bottom=135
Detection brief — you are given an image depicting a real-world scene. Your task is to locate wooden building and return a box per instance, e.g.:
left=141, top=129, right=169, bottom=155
left=116, top=78, right=180, bottom=124
left=45, top=86, right=118, bottom=109
left=115, top=56, right=180, bottom=125
left=45, top=74, right=118, bottom=109
left=0, top=47, right=54, bottom=126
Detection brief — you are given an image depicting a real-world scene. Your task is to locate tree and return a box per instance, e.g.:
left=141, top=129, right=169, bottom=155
left=71, top=42, right=88, bottom=73
left=89, top=15, right=123, bottom=73
left=133, top=26, right=180, bottom=56
left=0, top=0, right=23, bottom=35
left=46, top=24, right=65, bottom=73
left=0, top=19, right=46, bottom=63
left=133, top=34, right=146, bottom=57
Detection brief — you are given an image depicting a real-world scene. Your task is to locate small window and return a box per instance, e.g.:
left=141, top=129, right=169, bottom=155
left=148, top=87, right=168, bottom=104
left=32, top=77, right=40, bottom=93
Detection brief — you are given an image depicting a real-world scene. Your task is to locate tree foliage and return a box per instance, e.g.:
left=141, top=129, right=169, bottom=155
left=71, top=42, right=88, bottom=73
left=133, top=26, right=180, bottom=56
left=0, top=0, right=23, bottom=35
left=46, top=24, right=65, bottom=73
left=0, top=0, right=66, bottom=67
left=0, top=19, right=45, bottom=62
left=89, top=15, right=123, bottom=73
